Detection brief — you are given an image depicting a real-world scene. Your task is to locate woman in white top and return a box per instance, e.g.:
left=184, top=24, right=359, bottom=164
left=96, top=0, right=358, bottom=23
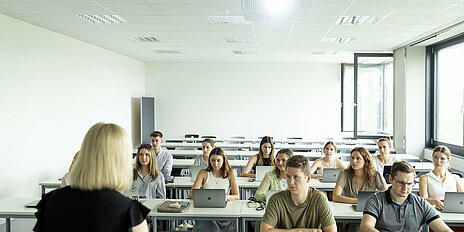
left=372, top=136, right=401, bottom=175
left=191, top=147, right=239, bottom=201
left=419, top=145, right=463, bottom=211
left=193, top=139, right=215, bottom=166
left=309, top=141, right=345, bottom=179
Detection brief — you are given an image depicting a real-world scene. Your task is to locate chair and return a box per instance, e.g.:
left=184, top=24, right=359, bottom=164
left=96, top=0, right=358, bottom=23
left=287, top=137, right=302, bottom=145
left=452, top=172, right=463, bottom=178
left=201, top=135, right=216, bottom=139
left=184, top=133, right=199, bottom=138
left=228, top=136, right=246, bottom=144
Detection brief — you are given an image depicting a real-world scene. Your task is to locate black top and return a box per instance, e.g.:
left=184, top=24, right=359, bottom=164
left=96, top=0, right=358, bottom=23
left=33, top=186, right=150, bottom=232
left=252, top=157, right=272, bottom=173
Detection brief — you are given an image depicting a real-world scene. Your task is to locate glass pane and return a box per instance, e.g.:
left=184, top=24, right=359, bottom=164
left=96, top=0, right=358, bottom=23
left=343, top=65, right=354, bottom=132
left=436, top=42, right=464, bottom=146
left=356, top=56, right=393, bottom=137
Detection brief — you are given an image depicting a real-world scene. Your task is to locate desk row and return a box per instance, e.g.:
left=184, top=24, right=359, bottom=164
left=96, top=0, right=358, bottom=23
left=1, top=197, right=462, bottom=232
left=165, top=137, right=377, bottom=146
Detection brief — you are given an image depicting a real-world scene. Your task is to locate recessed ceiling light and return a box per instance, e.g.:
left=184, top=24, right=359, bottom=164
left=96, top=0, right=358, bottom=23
left=224, top=37, right=255, bottom=43
left=208, top=16, right=250, bottom=24
left=129, top=37, right=160, bottom=42
left=233, top=50, right=257, bottom=54
left=322, top=38, right=354, bottom=43
left=154, top=50, right=181, bottom=54
left=77, top=14, right=128, bottom=24
left=241, top=0, right=310, bottom=21
left=336, top=16, right=383, bottom=25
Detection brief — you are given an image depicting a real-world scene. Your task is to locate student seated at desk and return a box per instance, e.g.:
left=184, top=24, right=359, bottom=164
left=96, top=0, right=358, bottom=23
left=191, top=147, right=239, bottom=232
left=309, top=141, right=345, bottom=179
left=372, top=136, right=401, bottom=175
left=361, top=161, right=452, bottom=232
left=419, top=145, right=463, bottom=211
left=241, top=136, right=275, bottom=178
left=132, top=143, right=166, bottom=199
left=61, top=151, right=79, bottom=187
left=333, top=147, right=387, bottom=204
left=193, top=138, right=215, bottom=166
left=150, top=130, right=173, bottom=179
left=34, top=123, right=149, bottom=232
left=254, top=148, right=293, bottom=201
left=261, top=155, right=337, bottom=232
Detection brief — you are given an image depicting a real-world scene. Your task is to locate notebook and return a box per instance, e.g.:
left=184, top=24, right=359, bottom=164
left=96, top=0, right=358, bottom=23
left=443, top=192, right=464, bottom=213
left=255, top=166, right=274, bottom=182
left=192, top=189, right=227, bottom=208
left=190, top=166, right=207, bottom=181
left=352, top=191, right=377, bottom=212
left=321, top=168, right=343, bottom=183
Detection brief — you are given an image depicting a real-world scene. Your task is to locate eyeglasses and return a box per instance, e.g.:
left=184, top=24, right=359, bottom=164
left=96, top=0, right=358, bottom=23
left=247, top=197, right=266, bottom=211
left=393, top=178, right=415, bottom=188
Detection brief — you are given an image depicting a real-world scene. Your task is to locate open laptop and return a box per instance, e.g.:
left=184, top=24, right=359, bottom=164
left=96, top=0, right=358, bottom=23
left=266, top=190, right=280, bottom=201
left=190, top=166, right=207, bottom=181
left=192, top=189, right=227, bottom=208
left=24, top=200, right=40, bottom=208
left=256, top=166, right=274, bottom=182
left=443, top=192, right=464, bottom=213
left=321, top=168, right=344, bottom=183
left=352, top=191, right=377, bottom=212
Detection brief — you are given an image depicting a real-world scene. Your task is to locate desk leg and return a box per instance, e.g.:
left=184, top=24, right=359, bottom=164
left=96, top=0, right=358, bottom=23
left=41, top=186, right=45, bottom=196
left=241, top=218, right=246, bottom=232
left=152, top=216, right=157, bottom=232
left=236, top=218, right=239, bottom=232
left=6, top=218, right=10, bottom=232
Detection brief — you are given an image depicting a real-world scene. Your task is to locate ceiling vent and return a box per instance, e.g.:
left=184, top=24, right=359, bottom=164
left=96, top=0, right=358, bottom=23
left=208, top=16, right=250, bottom=24
left=336, top=16, right=383, bottom=25
left=322, top=38, right=354, bottom=44
left=129, top=37, right=160, bottom=42
left=154, top=50, right=182, bottom=54
left=241, top=0, right=311, bottom=21
left=77, top=14, right=128, bottom=24
left=233, top=50, right=257, bottom=54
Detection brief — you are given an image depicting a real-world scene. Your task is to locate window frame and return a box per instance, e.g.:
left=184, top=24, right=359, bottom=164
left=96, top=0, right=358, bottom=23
left=426, top=33, right=464, bottom=157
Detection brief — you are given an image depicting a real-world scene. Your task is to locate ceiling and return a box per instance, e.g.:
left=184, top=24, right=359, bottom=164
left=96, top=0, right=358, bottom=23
left=1, top=0, right=464, bottom=63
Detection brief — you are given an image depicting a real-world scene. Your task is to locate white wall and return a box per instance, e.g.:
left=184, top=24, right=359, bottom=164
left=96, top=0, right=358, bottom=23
left=0, top=14, right=145, bottom=199
left=145, top=62, right=341, bottom=139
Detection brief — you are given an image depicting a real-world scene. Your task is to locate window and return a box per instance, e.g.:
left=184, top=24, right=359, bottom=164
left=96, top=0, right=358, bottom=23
left=427, top=34, right=464, bottom=155
left=341, top=53, right=393, bottom=139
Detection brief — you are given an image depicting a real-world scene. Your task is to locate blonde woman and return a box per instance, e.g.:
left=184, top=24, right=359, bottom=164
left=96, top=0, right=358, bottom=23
left=372, top=136, right=401, bottom=175
left=34, top=123, right=149, bottom=232
left=419, top=145, right=464, bottom=211
left=132, top=143, right=166, bottom=199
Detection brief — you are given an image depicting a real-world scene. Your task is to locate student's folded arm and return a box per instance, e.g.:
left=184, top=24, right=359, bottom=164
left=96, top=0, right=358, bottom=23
left=428, top=218, right=452, bottom=232
left=332, top=184, right=357, bottom=204
left=227, top=171, right=240, bottom=201
left=241, top=155, right=257, bottom=177
left=360, top=214, right=379, bottom=232
left=254, top=172, right=272, bottom=201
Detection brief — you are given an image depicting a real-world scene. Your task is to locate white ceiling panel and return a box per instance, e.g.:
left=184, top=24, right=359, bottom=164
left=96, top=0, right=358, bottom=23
left=151, top=4, right=204, bottom=16
left=2, top=0, right=464, bottom=63
left=344, top=5, right=398, bottom=16
left=309, top=6, right=348, bottom=17
left=102, top=4, right=157, bottom=15
left=0, top=3, right=66, bottom=14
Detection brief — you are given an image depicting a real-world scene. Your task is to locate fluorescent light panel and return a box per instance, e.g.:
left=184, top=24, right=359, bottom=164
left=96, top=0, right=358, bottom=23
left=233, top=50, right=257, bottom=54
left=224, top=37, right=255, bottom=43
left=77, top=14, right=128, bottom=24
left=241, top=0, right=310, bottom=21
left=322, top=38, right=354, bottom=43
left=130, top=37, right=160, bottom=42
left=337, top=16, right=383, bottom=25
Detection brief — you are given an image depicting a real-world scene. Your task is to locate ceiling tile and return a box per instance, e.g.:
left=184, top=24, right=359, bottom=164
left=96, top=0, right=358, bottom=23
left=344, top=5, right=398, bottom=16
left=102, top=4, right=157, bottom=15
left=198, top=3, right=243, bottom=16
left=54, top=3, right=113, bottom=14
left=5, top=13, right=83, bottom=23
left=378, top=15, right=430, bottom=25
left=392, top=5, right=450, bottom=16
left=0, top=3, right=66, bottom=14
left=309, top=6, right=348, bottom=17
left=151, top=4, right=204, bottom=16
left=119, top=15, right=210, bottom=24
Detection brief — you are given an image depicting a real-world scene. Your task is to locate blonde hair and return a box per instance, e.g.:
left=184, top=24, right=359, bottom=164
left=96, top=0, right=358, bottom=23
left=70, top=123, right=132, bottom=191
left=133, top=144, right=159, bottom=181
left=433, top=145, right=451, bottom=160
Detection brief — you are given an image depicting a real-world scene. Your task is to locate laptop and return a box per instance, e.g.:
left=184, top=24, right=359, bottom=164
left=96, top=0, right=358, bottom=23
left=190, top=166, right=207, bottom=181
left=443, top=192, right=464, bottom=213
left=24, top=200, right=40, bottom=208
left=266, top=190, right=280, bottom=201
left=192, top=189, right=227, bottom=208
left=321, top=168, right=344, bottom=183
left=352, top=191, right=377, bottom=212
left=383, top=165, right=392, bottom=184
left=256, top=166, right=274, bottom=182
